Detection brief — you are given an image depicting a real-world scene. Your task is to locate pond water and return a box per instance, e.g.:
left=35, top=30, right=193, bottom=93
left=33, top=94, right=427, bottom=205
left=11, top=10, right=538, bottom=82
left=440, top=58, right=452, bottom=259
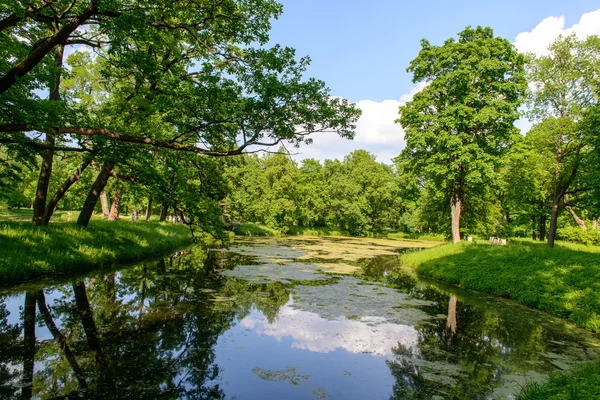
left=1, top=236, right=599, bottom=400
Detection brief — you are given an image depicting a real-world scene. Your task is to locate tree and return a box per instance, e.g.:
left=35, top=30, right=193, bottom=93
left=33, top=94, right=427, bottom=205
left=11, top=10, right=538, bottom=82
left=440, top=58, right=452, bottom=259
left=1, top=3, right=361, bottom=228
left=526, top=34, right=600, bottom=247
left=397, top=26, right=527, bottom=243
left=501, top=133, right=553, bottom=241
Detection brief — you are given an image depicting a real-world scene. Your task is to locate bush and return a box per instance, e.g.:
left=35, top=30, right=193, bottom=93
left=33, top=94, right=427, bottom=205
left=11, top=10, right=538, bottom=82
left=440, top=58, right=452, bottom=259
left=557, top=226, right=600, bottom=246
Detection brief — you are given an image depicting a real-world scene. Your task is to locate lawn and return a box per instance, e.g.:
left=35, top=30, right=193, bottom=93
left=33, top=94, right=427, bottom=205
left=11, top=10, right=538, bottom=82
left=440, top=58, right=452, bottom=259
left=0, top=210, right=194, bottom=285
left=400, top=239, right=600, bottom=332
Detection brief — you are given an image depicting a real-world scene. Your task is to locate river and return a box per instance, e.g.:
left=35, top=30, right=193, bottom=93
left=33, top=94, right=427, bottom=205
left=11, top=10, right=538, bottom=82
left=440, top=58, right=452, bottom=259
left=0, top=236, right=598, bottom=399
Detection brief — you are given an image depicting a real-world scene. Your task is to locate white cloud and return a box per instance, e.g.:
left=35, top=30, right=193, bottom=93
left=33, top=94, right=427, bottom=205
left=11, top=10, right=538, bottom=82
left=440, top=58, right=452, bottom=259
left=240, top=299, right=418, bottom=356
left=514, top=8, right=600, bottom=56
left=292, top=82, right=427, bottom=164
left=295, top=8, right=600, bottom=160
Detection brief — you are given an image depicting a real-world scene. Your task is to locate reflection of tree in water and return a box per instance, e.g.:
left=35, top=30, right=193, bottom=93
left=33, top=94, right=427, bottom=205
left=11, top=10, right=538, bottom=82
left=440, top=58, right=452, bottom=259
left=2, top=247, right=289, bottom=399
left=385, top=275, right=588, bottom=400
left=0, top=299, right=20, bottom=399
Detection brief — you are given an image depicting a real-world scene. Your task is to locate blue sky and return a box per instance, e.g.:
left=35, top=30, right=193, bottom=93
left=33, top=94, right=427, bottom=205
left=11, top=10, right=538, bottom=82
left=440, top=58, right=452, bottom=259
left=264, top=1, right=600, bottom=162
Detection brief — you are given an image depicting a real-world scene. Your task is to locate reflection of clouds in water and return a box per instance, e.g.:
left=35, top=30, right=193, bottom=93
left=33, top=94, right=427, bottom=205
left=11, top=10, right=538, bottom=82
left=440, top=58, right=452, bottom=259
left=240, top=298, right=418, bottom=356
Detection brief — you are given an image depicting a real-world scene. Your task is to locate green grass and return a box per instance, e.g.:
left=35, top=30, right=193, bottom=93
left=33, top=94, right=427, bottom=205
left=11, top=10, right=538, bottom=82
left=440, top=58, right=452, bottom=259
left=0, top=218, right=194, bottom=285
left=401, top=239, right=600, bottom=332
left=517, top=360, right=600, bottom=400
left=287, top=226, right=349, bottom=237
left=386, top=231, right=446, bottom=242
left=234, top=223, right=448, bottom=242
left=233, top=222, right=280, bottom=236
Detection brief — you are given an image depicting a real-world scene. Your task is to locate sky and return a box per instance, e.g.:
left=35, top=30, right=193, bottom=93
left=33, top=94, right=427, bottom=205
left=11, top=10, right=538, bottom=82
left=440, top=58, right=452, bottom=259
left=263, top=1, right=600, bottom=164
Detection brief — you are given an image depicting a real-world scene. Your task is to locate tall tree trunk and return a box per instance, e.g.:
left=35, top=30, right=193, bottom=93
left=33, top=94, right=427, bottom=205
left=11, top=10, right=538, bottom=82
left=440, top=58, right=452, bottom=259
left=145, top=197, right=153, bottom=221
left=540, top=214, right=546, bottom=241
left=531, top=214, right=537, bottom=241
left=32, top=44, right=64, bottom=226
left=107, top=188, right=122, bottom=221
left=42, top=149, right=99, bottom=225
left=100, top=191, right=110, bottom=217
left=159, top=201, right=168, bottom=222
left=21, top=292, right=36, bottom=400
left=547, top=190, right=564, bottom=248
left=450, top=196, right=461, bottom=244
left=72, top=281, right=105, bottom=365
left=593, top=219, right=599, bottom=230
left=77, top=161, right=115, bottom=227
left=446, top=295, right=457, bottom=335
left=36, top=290, right=88, bottom=390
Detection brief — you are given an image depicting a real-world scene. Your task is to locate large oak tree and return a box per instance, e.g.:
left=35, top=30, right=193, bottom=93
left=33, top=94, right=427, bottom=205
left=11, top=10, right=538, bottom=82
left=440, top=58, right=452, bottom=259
left=397, top=26, right=526, bottom=243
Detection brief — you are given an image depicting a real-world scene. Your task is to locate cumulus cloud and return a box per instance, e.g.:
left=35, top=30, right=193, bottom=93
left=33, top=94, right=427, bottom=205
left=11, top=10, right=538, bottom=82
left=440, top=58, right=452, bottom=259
left=294, top=8, right=600, bottom=160
left=514, top=8, right=600, bottom=56
left=293, top=82, right=427, bottom=164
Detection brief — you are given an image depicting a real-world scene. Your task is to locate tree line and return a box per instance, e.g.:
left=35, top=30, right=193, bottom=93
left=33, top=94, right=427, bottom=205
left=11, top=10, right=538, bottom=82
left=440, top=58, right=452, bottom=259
left=1, top=3, right=599, bottom=247
left=0, top=0, right=360, bottom=237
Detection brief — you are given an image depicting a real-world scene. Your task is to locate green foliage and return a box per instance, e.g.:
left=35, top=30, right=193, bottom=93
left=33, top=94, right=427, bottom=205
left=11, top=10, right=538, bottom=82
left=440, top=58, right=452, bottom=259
left=517, top=360, right=600, bottom=400
left=557, top=227, right=600, bottom=246
left=523, top=34, right=600, bottom=245
left=0, top=219, right=194, bottom=284
left=401, top=240, right=600, bottom=332
left=397, top=26, right=527, bottom=239
left=225, top=149, right=395, bottom=235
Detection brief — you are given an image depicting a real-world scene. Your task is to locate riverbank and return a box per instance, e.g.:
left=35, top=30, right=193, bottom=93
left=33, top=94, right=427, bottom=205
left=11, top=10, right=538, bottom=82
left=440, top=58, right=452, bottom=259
left=0, top=219, right=194, bottom=285
left=517, top=359, right=600, bottom=399
left=233, top=221, right=446, bottom=241
left=400, top=239, right=600, bottom=333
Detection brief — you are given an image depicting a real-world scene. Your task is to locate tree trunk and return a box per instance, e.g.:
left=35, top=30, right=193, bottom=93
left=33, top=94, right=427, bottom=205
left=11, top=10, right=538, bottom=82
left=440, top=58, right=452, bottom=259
left=77, top=161, right=115, bottom=227
left=594, top=219, right=599, bottom=230
left=42, top=149, right=99, bottom=224
left=547, top=191, right=564, bottom=248
left=107, top=188, right=122, bottom=221
left=565, top=195, right=586, bottom=230
left=450, top=196, right=461, bottom=243
left=145, top=197, right=153, bottom=221
left=100, top=191, right=110, bottom=217
left=21, top=292, right=36, bottom=400
left=32, top=135, right=55, bottom=226
left=159, top=201, right=168, bottom=222
left=531, top=214, right=537, bottom=241
left=540, top=214, right=546, bottom=242
left=37, top=290, right=88, bottom=389
left=32, top=44, right=64, bottom=226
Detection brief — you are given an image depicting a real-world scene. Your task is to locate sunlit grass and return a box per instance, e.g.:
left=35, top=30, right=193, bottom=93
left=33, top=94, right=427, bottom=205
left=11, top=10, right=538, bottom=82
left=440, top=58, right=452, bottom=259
left=0, top=218, right=193, bottom=285
left=400, top=239, right=600, bottom=332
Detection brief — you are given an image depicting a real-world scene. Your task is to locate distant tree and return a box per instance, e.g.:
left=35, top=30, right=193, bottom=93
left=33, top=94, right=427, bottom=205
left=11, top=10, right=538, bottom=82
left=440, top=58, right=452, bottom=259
left=526, top=34, right=600, bottom=247
left=397, top=26, right=527, bottom=243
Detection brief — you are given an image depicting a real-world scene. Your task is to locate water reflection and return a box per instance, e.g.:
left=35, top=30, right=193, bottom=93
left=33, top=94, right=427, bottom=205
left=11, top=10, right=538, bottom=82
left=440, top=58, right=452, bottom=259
left=240, top=298, right=419, bottom=355
left=0, top=240, right=598, bottom=400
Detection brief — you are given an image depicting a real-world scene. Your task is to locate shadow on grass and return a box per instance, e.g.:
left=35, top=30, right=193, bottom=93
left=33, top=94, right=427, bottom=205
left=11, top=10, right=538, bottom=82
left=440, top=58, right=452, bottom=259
left=407, top=241, right=600, bottom=332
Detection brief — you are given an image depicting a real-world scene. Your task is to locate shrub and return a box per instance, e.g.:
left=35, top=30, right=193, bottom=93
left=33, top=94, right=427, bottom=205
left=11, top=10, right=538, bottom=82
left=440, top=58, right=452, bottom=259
left=557, top=226, right=600, bottom=246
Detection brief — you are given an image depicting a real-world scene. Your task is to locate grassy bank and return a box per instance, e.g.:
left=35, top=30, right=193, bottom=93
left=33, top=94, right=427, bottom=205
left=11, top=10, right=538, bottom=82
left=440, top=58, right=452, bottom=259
left=233, top=222, right=447, bottom=242
left=517, top=360, right=600, bottom=399
left=401, top=239, right=600, bottom=332
left=0, top=219, right=194, bottom=285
